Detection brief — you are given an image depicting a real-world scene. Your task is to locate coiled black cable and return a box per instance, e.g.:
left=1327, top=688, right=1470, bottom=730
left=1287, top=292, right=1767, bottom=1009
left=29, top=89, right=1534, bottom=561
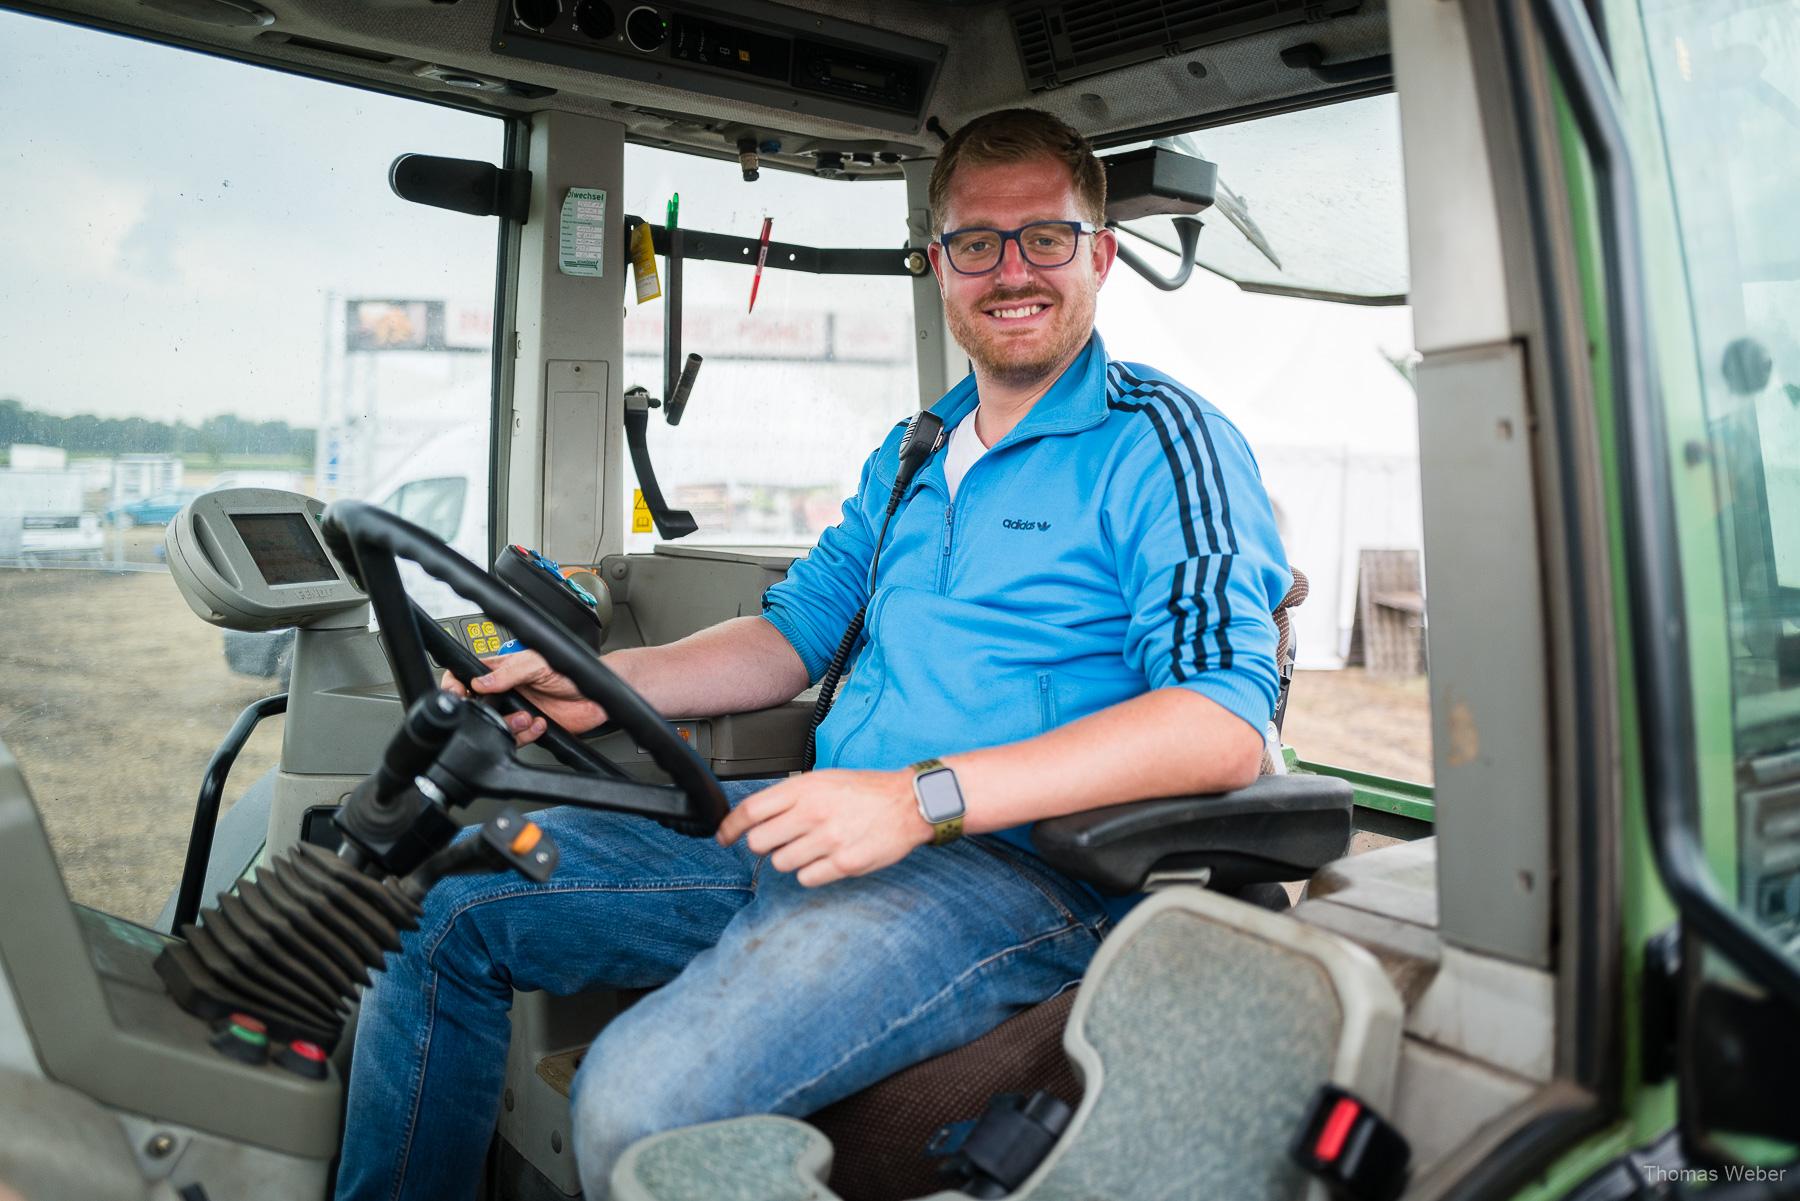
left=802, top=412, right=945, bottom=769
left=802, top=514, right=891, bottom=770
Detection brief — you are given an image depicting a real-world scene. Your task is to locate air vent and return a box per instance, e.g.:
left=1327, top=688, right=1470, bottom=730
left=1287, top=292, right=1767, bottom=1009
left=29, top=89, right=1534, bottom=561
left=1013, top=9, right=1055, bottom=87
left=1007, top=0, right=1361, bottom=90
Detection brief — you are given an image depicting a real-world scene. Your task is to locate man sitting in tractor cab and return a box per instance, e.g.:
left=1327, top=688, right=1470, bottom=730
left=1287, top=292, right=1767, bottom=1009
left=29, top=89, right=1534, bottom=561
left=335, top=107, right=1292, bottom=1201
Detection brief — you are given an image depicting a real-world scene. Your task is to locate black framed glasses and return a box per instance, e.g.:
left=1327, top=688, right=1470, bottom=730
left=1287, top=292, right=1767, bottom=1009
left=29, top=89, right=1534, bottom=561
left=938, top=220, right=1099, bottom=275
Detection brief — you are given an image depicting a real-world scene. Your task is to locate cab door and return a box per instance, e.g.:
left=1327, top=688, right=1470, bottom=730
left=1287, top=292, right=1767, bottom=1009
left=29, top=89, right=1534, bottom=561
left=1596, top=0, right=1800, bottom=1156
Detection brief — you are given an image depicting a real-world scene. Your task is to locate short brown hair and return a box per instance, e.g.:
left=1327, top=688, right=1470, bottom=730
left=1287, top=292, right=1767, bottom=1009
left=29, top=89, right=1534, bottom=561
left=927, top=108, right=1106, bottom=234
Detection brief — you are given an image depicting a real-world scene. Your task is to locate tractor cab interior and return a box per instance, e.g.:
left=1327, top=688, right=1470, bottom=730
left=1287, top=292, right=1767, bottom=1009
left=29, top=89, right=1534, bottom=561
left=6, top=0, right=1798, bottom=1198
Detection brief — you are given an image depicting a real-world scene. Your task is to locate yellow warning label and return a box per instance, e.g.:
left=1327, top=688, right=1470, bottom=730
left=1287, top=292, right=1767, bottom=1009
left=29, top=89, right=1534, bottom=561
left=630, top=223, right=662, bottom=305
left=632, top=490, right=654, bottom=533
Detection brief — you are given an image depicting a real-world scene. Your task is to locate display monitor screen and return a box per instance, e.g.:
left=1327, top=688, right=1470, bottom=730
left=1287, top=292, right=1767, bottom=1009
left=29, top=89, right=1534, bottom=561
left=828, top=61, right=888, bottom=88
left=230, top=512, right=338, bottom=586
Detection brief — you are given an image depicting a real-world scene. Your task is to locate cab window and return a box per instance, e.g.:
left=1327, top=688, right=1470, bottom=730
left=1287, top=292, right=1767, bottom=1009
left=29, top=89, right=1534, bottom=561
left=620, top=145, right=918, bottom=550
left=1638, top=0, right=1800, bottom=947
left=1095, top=94, right=1429, bottom=787
left=0, top=10, right=503, bottom=922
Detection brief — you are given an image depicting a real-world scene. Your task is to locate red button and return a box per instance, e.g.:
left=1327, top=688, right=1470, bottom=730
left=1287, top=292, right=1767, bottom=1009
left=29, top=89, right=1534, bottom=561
left=1314, top=1096, right=1361, bottom=1162
left=228, top=1013, right=268, bottom=1036
left=287, top=1040, right=327, bottom=1063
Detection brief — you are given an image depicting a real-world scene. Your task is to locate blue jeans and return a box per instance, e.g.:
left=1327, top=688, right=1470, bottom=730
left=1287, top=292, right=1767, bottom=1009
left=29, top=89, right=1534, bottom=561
left=334, top=780, right=1110, bottom=1200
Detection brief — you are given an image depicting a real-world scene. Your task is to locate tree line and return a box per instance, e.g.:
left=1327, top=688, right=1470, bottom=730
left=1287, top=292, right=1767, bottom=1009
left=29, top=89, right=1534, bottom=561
left=0, top=397, right=314, bottom=462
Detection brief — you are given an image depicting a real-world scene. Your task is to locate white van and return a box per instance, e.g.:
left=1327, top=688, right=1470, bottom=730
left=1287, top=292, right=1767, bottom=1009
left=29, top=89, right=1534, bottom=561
left=361, top=425, right=491, bottom=619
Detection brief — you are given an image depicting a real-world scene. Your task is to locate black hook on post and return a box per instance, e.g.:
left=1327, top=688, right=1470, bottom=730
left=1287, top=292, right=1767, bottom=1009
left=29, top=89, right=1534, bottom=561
left=1111, top=216, right=1205, bottom=292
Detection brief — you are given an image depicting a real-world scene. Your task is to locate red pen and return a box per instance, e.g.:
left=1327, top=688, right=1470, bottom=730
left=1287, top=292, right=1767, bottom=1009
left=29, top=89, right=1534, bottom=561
left=748, top=216, right=773, bottom=313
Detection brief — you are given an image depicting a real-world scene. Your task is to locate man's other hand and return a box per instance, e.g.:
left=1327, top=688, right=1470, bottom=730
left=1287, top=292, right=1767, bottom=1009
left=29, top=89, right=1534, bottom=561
left=716, top=769, right=934, bottom=887
left=438, top=648, right=607, bottom=744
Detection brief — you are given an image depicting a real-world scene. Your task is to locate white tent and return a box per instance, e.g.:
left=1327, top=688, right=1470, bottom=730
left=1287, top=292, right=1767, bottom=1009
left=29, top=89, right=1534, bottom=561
left=1100, top=280, right=1423, bottom=669
left=1233, top=314, right=1422, bottom=669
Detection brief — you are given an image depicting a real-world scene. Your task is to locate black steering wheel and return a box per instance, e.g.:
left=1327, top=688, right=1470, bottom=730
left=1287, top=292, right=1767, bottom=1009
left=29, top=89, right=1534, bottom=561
left=318, top=499, right=727, bottom=835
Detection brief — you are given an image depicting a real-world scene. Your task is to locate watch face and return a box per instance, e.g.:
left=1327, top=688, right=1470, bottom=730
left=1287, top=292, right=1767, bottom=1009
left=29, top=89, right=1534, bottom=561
left=915, top=768, right=964, bottom=823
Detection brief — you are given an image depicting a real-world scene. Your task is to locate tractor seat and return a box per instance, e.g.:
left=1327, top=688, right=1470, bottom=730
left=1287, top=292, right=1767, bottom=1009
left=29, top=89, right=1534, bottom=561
left=613, top=869, right=1399, bottom=1201
left=804, top=772, right=1355, bottom=1200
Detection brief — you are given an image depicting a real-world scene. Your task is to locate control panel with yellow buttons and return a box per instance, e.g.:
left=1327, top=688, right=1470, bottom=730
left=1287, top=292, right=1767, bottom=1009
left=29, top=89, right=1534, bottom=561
left=437, top=613, right=514, bottom=659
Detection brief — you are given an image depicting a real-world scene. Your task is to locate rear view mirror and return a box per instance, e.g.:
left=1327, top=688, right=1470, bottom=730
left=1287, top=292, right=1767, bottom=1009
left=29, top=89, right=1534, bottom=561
left=1101, top=146, right=1217, bottom=223
left=1100, top=146, right=1217, bottom=292
left=389, top=153, right=530, bottom=222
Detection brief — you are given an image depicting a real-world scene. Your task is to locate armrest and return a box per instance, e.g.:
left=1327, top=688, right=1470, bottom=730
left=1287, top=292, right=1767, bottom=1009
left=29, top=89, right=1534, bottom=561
left=1029, top=774, right=1354, bottom=895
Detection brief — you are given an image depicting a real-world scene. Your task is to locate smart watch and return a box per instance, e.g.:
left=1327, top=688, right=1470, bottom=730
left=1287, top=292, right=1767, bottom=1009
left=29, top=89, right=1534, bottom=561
left=909, top=758, right=966, bottom=845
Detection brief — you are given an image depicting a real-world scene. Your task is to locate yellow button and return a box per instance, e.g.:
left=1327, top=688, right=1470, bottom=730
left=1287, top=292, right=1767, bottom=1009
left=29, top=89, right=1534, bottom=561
left=466, top=622, right=482, bottom=638
left=482, top=622, right=497, bottom=637
left=477, top=638, right=495, bottom=653
left=510, top=823, right=543, bottom=855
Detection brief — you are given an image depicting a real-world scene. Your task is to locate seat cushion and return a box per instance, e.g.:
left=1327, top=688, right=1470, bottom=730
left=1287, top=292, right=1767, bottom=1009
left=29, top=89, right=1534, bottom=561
left=809, top=987, right=1082, bottom=1201
left=613, top=1116, right=833, bottom=1201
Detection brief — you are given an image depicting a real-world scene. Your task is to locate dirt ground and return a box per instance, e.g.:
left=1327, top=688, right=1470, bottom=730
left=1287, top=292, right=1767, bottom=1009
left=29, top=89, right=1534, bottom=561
left=1, top=529, right=286, bottom=925
left=2, top=541, right=1433, bottom=926
left=1284, top=669, right=1434, bottom=784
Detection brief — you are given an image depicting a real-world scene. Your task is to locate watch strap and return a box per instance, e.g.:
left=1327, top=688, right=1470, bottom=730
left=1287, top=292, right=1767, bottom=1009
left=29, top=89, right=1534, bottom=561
left=928, top=814, right=964, bottom=846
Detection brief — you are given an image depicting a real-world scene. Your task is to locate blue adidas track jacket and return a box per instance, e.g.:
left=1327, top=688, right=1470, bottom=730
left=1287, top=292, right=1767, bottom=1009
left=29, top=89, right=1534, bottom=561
left=761, top=334, right=1291, bottom=892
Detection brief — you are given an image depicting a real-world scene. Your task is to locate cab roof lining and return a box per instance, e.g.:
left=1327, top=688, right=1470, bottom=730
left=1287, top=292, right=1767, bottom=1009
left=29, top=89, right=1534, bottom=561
left=11, top=0, right=1391, bottom=174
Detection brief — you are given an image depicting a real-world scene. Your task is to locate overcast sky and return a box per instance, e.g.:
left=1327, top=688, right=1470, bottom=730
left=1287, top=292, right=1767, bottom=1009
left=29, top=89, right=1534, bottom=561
left=0, top=7, right=1414, bottom=450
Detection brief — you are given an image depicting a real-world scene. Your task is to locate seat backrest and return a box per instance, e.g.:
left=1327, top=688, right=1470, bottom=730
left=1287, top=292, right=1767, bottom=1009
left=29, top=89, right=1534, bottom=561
left=1265, top=565, right=1310, bottom=774
left=997, top=886, right=1402, bottom=1201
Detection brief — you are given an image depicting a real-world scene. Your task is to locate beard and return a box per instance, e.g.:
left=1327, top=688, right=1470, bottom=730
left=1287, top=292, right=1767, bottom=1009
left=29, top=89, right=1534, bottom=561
left=945, top=281, right=1096, bottom=391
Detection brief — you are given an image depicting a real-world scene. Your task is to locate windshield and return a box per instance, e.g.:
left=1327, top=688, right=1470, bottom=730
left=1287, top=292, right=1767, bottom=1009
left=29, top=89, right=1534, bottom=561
left=619, top=148, right=918, bottom=550
left=0, top=10, right=501, bottom=922
left=1109, top=94, right=1409, bottom=303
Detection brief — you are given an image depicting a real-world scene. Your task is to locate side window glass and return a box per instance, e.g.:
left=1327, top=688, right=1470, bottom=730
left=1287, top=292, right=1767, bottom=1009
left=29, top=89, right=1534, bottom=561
left=0, top=12, right=502, bottom=923
left=1639, top=0, right=1800, bottom=950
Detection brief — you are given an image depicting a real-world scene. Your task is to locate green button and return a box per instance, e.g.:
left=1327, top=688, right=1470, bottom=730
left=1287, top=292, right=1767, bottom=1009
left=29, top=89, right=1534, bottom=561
left=229, top=1024, right=268, bottom=1047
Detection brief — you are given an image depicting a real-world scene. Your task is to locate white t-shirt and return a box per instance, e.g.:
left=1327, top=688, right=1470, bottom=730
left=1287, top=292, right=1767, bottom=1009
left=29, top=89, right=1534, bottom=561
left=944, top=411, right=989, bottom=501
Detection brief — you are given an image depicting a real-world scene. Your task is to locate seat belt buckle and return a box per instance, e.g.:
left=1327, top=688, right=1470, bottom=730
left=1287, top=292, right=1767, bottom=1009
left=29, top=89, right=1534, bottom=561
left=1290, top=1084, right=1411, bottom=1201
left=925, top=1090, right=1073, bottom=1200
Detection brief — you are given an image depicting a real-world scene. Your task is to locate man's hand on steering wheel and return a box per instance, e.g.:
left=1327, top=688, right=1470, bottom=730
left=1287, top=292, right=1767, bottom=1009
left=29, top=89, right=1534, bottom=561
left=440, top=649, right=607, bottom=745
left=323, top=500, right=727, bottom=834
